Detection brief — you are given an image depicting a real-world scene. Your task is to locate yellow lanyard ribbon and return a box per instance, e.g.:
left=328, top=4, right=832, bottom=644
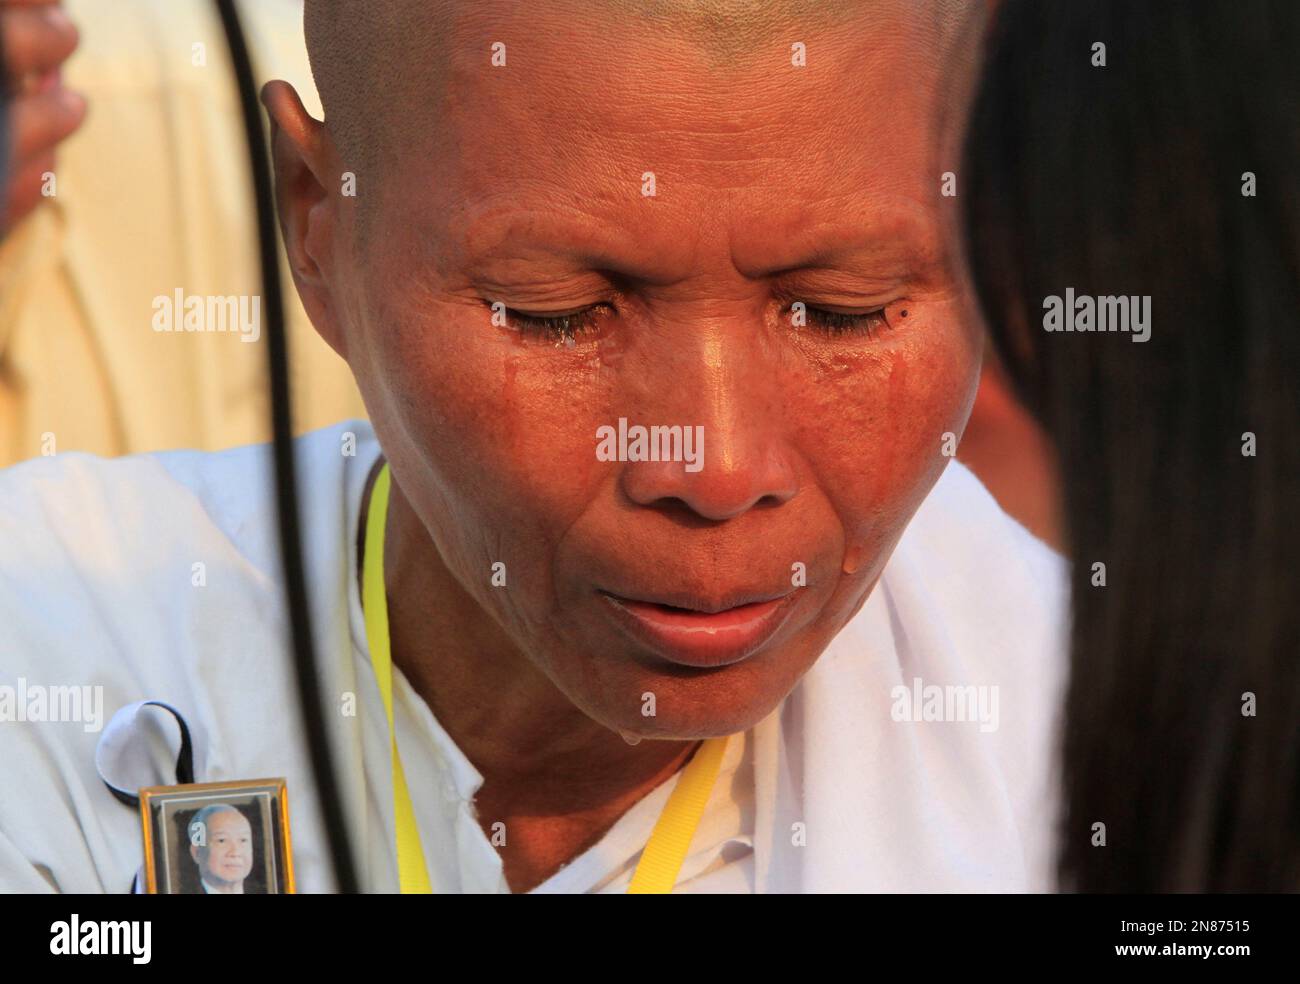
left=362, top=462, right=729, bottom=894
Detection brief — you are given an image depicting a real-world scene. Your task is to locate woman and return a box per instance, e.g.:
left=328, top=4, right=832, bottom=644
left=961, top=0, right=1300, bottom=890
left=0, top=0, right=1066, bottom=893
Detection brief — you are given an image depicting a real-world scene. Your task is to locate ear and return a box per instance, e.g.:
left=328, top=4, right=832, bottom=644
left=190, top=844, right=200, bottom=863
left=261, top=80, right=349, bottom=360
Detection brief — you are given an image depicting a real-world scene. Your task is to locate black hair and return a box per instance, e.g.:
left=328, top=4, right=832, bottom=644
left=961, top=0, right=1300, bottom=891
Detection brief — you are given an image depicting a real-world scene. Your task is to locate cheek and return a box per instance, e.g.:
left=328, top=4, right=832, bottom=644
left=795, top=307, right=980, bottom=551
left=367, top=298, right=612, bottom=600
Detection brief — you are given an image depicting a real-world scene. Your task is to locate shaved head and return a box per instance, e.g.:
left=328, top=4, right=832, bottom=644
left=303, top=0, right=451, bottom=177
left=304, top=0, right=972, bottom=185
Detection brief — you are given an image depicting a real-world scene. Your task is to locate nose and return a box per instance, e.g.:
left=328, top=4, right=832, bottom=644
left=620, top=435, right=798, bottom=521
left=617, top=326, right=799, bottom=522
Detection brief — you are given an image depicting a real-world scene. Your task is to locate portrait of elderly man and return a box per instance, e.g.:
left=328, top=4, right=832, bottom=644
left=186, top=805, right=256, bottom=895
left=0, top=0, right=1064, bottom=893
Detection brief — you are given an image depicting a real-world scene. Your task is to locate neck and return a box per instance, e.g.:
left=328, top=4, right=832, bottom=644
left=361, top=460, right=698, bottom=890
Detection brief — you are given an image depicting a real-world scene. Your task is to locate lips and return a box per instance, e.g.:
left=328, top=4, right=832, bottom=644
left=600, top=589, right=798, bottom=668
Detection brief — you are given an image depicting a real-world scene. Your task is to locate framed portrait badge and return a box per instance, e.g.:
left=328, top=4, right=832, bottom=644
left=138, top=778, right=295, bottom=894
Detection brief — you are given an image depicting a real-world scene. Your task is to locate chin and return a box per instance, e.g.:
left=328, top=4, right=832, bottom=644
left=587, top=676, right=785, bottom=742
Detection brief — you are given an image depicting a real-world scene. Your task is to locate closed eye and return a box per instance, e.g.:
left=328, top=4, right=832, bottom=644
left=496, top=299, right=902, bottom=342
left=805, top=306, right=888, bottom=335
left=500, top=303, right=612, bottom=344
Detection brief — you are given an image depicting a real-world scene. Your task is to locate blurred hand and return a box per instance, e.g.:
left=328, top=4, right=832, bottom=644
left=2, top=0, right=84, bottom=233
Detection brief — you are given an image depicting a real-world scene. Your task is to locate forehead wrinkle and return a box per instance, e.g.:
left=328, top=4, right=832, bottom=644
left=429, top=17, right=957, bottom=205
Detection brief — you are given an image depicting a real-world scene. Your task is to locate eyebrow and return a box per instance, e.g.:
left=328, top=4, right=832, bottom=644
left=731, top=202, right=946, bottom=280
left=450, top=205, right=692, bottom=285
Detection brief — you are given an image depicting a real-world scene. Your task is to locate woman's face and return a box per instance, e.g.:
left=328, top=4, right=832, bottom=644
left=314, top=7, right=980, bottom=739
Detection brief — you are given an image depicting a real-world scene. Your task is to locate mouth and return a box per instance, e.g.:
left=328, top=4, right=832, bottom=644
left=599, top=589, right=798, bottom=668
